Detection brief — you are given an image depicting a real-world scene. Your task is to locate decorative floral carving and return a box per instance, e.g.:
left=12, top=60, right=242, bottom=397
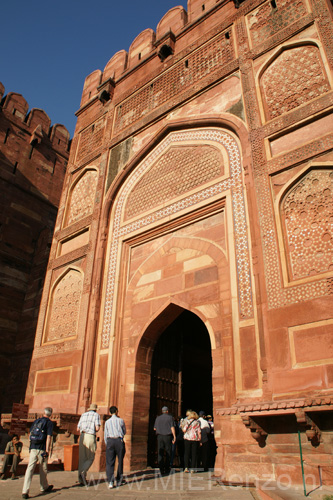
left=44, top=269, right=83, bottom=343
left=65, top=169, right=98, bottom=226
left=281, top=169, right=333, bottom=281
left=125, top=145, right=224, bottom=220
left=247, top=0, right=307, bottom=46
left=261, top=45, right=330, bottom=121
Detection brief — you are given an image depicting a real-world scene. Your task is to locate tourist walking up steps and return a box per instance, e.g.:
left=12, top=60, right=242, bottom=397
left=77, top=403, right=101, bottom=486
left=104, top=406, right=126, bottom=489
left=22, top=407, right=54, bottom=499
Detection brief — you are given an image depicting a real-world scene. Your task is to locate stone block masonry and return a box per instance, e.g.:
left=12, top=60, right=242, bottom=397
left=15, top=0, right=333, bottom=487
left=0, top=82, right=70, bottom=412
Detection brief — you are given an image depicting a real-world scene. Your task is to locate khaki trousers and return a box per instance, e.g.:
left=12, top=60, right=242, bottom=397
left=78, top=433, right=96, bottom=481
left=22, top=449, right=49, bottom=494
left=2, top=452, right=19, bottom=474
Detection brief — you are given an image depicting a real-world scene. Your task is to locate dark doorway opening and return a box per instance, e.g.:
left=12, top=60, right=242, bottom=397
left=147, top=310, right=212, bottom=466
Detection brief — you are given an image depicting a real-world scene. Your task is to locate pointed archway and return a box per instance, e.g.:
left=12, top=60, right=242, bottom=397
left=132, top=305, right=212, bottom=468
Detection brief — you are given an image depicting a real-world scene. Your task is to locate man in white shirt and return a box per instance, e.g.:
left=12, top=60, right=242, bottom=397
left=198, top=411, right=210, bottom=471
left=77, top=403, right=101, bottom=485
left=104, top=406, right=126, bottom=489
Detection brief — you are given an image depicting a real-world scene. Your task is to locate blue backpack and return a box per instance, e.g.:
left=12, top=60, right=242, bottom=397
left=30, top=417, right=48, bottom=444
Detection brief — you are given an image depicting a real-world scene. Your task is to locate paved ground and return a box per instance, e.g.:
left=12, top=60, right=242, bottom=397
left=1, top=469, right=332, bottom=500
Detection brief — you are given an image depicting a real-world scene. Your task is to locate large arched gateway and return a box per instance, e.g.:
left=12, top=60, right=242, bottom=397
left=133, top=307, right=213, bottom=467
left=98, top=126, right=247, bottom=471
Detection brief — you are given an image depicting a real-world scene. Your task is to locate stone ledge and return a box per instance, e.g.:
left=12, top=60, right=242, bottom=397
left=216, top=397, right=333, bottom=415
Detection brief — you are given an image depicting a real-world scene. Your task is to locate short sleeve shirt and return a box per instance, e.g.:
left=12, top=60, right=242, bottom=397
left=5, top=440, right=22, bottom=454
left=154, top=413, right=175, bottom=435
left=77, top=410, right=101, bottom=435
left=198, top=417, right=210, bottom=443
left=30, top=417, right=54, bottom=451
left=104, top=415, right=126, bottom=443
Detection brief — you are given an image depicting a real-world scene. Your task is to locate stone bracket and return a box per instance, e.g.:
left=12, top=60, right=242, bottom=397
left=241, top=415, right=268, bottom=444
left=233, top=0, right=246, bottom=8
left=30, top=124, right=43, bottom=145
left=295, top=410, right=322, bottom=445
left=97, top=78, right=115, bottom=103
left=155, top=31, right=176, bottom=61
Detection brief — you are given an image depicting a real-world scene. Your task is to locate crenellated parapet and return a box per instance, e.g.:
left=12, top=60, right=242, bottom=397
left=1, top=86, right=70, bottom=153
left=0, top=82, right=70, bottom=206
left=0, top=82, right=71, bottom=413
left=77, top=1, right=240, bottom=113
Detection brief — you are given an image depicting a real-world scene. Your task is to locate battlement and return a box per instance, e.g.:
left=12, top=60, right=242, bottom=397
left=79, top=0, right=240, bottom=109
left=0, top=83, right=70, bottom=152
left=0, top=81, right=70, bottom=208
left=18, top=0, right=333, bottom=485
left=0, top=84, right=71, bottom=414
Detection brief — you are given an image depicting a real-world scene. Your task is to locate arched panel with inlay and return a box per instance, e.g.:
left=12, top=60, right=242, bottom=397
left=124, top=144, right=225, bottom=220
left=43, top=268, right=83, bottom=343
left=280, top=168, right=333, bottom=282
left=64, top=169, right=98, bottom=227
left=260, top=44, right=331, bottom=121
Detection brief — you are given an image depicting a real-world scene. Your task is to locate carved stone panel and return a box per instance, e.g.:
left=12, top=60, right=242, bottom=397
left=247, top=0, right=308, bottom=47
left=125, top=145, right=225, bottom=220
left=261, top=45, right=331, bottom=121
left=281, top=168, right=333, bottom=281
left=76, top=117, right=106, bottom=163
left=43, top=269, right=83, bottom=343
left=65, top=169, right=98, bottom=227
left=102, top=128, right=253, bottom=349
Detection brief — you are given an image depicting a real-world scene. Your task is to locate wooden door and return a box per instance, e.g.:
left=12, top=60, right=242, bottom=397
left=147, top=326, right=183, bottom=466
left=146, top=310, right=212, bottom=466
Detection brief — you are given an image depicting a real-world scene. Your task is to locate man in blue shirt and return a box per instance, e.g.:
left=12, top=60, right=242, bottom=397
left=104, top=406, right=126, bottom=489
left=22, top=407, right=54, bottom=499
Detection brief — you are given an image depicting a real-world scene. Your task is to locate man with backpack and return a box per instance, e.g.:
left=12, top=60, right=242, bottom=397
left=22, top=407, right=54, bottom=499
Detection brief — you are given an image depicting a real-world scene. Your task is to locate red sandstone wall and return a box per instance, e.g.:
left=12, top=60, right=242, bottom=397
left=0, top=83, right=70, bottom=412
left=24, top=0, right=333, bottom=485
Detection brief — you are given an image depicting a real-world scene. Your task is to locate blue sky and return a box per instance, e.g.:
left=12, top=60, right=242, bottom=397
left=1, top=1, right=187, bottom=136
